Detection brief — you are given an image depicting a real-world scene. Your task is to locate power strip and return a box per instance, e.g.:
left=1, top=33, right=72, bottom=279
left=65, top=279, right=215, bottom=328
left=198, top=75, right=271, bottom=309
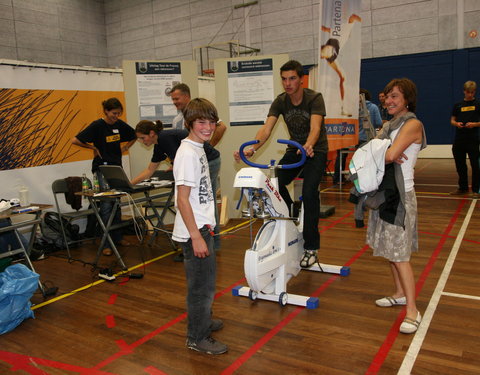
left=98, top=269, right=115, bottom=281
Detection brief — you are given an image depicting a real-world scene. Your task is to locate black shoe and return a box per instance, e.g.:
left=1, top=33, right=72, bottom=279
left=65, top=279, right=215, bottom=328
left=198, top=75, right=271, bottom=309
left=186, top=336, right=228, bottom=355
left=173, top=252, right=184, bottom=262
left=449, top=189, right=469, bottom=196
left=355, top=219, right=365, bottom=228
left=30, top=248, right=45, bottom=261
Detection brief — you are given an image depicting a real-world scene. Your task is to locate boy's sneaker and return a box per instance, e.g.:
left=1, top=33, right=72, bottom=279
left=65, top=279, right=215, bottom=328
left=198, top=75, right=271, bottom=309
left=300, top=250, right=318, bottom=268
left=210, top=319, right=223, bottom=332
left=186, top=336, right=228, bottom=355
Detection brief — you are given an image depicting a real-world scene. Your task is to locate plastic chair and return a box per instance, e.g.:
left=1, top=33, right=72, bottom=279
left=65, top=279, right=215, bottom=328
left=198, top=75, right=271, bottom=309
left=51, top=178, right=95, bottom=259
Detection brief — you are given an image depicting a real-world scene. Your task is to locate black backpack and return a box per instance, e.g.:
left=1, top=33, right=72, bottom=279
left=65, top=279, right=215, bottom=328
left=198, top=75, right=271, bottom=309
left=40, top=212, right=80, bottom=250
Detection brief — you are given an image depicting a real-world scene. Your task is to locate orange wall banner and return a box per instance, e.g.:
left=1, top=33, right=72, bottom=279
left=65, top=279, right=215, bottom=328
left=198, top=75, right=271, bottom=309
left=0, top=89, right=126, bottom=170
left=325, top=117, right=358, bottom=151
left=317, top=0, right=362, bottom=151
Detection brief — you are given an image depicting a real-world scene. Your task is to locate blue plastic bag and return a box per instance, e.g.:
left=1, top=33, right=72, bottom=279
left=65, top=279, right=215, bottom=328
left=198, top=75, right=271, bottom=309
left=0, top=264, right=39, bottom=334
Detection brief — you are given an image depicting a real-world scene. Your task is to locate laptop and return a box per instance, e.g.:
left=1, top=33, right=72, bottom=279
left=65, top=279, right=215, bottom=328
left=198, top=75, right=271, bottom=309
left=99, top=165, right=152, bottom=193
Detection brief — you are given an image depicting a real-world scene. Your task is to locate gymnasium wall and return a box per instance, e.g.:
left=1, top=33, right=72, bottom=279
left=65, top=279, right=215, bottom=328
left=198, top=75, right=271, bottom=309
left=1, top=1, right=480, bottom=71
left=360, top=47, right=480, bottom=156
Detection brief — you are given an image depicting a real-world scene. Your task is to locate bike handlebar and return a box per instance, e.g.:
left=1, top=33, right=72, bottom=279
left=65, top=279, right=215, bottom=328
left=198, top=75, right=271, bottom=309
left=238, top=139, right=307, bottom=169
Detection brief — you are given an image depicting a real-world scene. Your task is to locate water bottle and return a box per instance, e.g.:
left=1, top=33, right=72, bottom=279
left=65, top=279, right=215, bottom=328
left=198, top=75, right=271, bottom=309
left=82, top=173, right=89, bottom=195
left=93, top=173, right=100, bottom=193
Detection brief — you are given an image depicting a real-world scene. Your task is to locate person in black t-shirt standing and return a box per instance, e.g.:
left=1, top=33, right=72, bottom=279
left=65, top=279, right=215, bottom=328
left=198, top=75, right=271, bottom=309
left=72, top=98, right=136, bottom=255
left=450, top=81, right=480, bottom=198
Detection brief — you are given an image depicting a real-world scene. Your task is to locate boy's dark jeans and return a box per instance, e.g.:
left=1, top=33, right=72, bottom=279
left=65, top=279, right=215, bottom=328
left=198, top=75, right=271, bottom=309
left=180, top=225, right=216, bottom=342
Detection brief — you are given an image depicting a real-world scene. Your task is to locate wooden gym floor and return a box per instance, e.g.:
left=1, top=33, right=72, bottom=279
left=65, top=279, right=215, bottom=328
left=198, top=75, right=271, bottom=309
left=1, top=158, right=479, bottom=375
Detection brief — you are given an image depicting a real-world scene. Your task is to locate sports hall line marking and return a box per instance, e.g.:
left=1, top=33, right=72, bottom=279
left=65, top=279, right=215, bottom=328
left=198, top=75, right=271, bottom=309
left=398, top=198, right=476, bottom=375
left=0, top=350, right=117, bottom=375
left=442, top=291, right=480, bottom=300
left=366, top=198, right=467, bottom=375
left=415, top=183, right=457, bottom=187
left=419, top=230, right=480, bottom=245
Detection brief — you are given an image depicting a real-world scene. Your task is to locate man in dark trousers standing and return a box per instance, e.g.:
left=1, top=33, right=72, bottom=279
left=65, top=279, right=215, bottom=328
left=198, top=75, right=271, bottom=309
left=450, top=80, right=480, bottom=198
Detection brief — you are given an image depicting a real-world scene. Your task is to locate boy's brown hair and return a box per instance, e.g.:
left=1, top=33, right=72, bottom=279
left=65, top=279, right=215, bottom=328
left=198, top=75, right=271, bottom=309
left=183, top=98, right=219, bottom=130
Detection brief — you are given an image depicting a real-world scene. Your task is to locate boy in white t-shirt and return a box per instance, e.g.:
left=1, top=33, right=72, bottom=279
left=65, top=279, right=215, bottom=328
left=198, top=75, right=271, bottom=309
left=172, top=98, right=227, bottom=355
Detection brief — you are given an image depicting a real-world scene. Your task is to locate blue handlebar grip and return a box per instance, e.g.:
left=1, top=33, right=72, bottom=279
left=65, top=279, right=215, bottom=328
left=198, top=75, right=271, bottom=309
left=238, top=140, right=269, bottom=169
left=237, top=139, right=307, bottom=169
left=277, top=139, right=307, bottom=169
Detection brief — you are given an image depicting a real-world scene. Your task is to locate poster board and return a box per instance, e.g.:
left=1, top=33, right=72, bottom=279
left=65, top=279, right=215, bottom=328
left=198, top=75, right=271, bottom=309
left=122, top=60, right=198, bottom=177
left=214, top=54, right=291, bottom=219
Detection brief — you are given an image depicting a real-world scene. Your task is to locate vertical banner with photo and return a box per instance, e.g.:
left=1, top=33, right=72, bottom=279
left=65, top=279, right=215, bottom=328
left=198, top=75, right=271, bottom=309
left=135, top=62, right=182, bottom=126
left=228, top=58, right=274, bottom=126
left=317, top=0, right=362, bottom=150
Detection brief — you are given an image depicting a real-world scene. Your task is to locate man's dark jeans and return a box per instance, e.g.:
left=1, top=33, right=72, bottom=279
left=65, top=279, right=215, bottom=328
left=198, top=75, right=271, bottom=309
left=277, top=150, right=326, bottom=251
left=97, top=171, right=123, bottom=246
left=452, top=140, right=480, bottom=192
left=180, top=226, right=216, bottom=342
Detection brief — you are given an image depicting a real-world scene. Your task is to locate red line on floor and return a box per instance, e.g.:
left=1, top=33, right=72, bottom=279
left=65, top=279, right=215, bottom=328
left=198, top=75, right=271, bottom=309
left=320, top=210, right=354, bottom=233
left=365, top=199, right=466, bottom=374
left=115, top=339, right=132, bottom=354
left=419, top=230, right=480, bottom=244
left=0, top=350, right=117, bottom=375
left=107, top=293, right=117, bottom=304
left=105, top=314, right=115, bottom=328
left=215, top=278, right=246, bottom=299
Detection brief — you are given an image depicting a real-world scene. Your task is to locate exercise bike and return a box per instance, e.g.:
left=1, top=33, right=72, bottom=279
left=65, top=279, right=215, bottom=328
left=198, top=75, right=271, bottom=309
left=232, top=139, right=350, bottom=309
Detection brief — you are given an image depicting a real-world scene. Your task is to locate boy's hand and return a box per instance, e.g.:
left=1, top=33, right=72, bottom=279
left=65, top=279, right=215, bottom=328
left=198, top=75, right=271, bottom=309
left=192, top=236, right=209, bottom=258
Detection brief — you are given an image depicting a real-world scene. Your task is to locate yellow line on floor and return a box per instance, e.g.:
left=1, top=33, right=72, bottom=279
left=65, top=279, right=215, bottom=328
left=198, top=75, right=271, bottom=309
left=32, top=250, right=177, bottom=310
left=220, top=219, right=255, bottom=234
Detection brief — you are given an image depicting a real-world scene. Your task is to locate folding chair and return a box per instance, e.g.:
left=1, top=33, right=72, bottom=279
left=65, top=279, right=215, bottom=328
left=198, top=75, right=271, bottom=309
left=51, top=178, right=95, bottom=259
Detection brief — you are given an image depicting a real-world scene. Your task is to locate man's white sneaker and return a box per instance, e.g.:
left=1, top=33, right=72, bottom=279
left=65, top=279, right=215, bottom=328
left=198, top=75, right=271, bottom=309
left=300, top=250, right=318, bottom=268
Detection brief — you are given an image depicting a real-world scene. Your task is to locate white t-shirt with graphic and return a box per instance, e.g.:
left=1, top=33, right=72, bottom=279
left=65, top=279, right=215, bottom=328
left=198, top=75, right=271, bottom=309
left=172, top=138, right=215, bottom=242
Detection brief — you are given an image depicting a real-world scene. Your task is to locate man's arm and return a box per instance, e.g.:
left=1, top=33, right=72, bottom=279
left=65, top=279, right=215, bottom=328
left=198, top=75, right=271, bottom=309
left=131, top=162, right=160, bottom=185
left=209, top=120, right=227, bottom=147
left=451, top=115, right=463, bottom=128
left=233, top=115, right=278, bottom=161
left=176, top=185, right=209, bottom=258
left=303, top=114, right=323, bottom=157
